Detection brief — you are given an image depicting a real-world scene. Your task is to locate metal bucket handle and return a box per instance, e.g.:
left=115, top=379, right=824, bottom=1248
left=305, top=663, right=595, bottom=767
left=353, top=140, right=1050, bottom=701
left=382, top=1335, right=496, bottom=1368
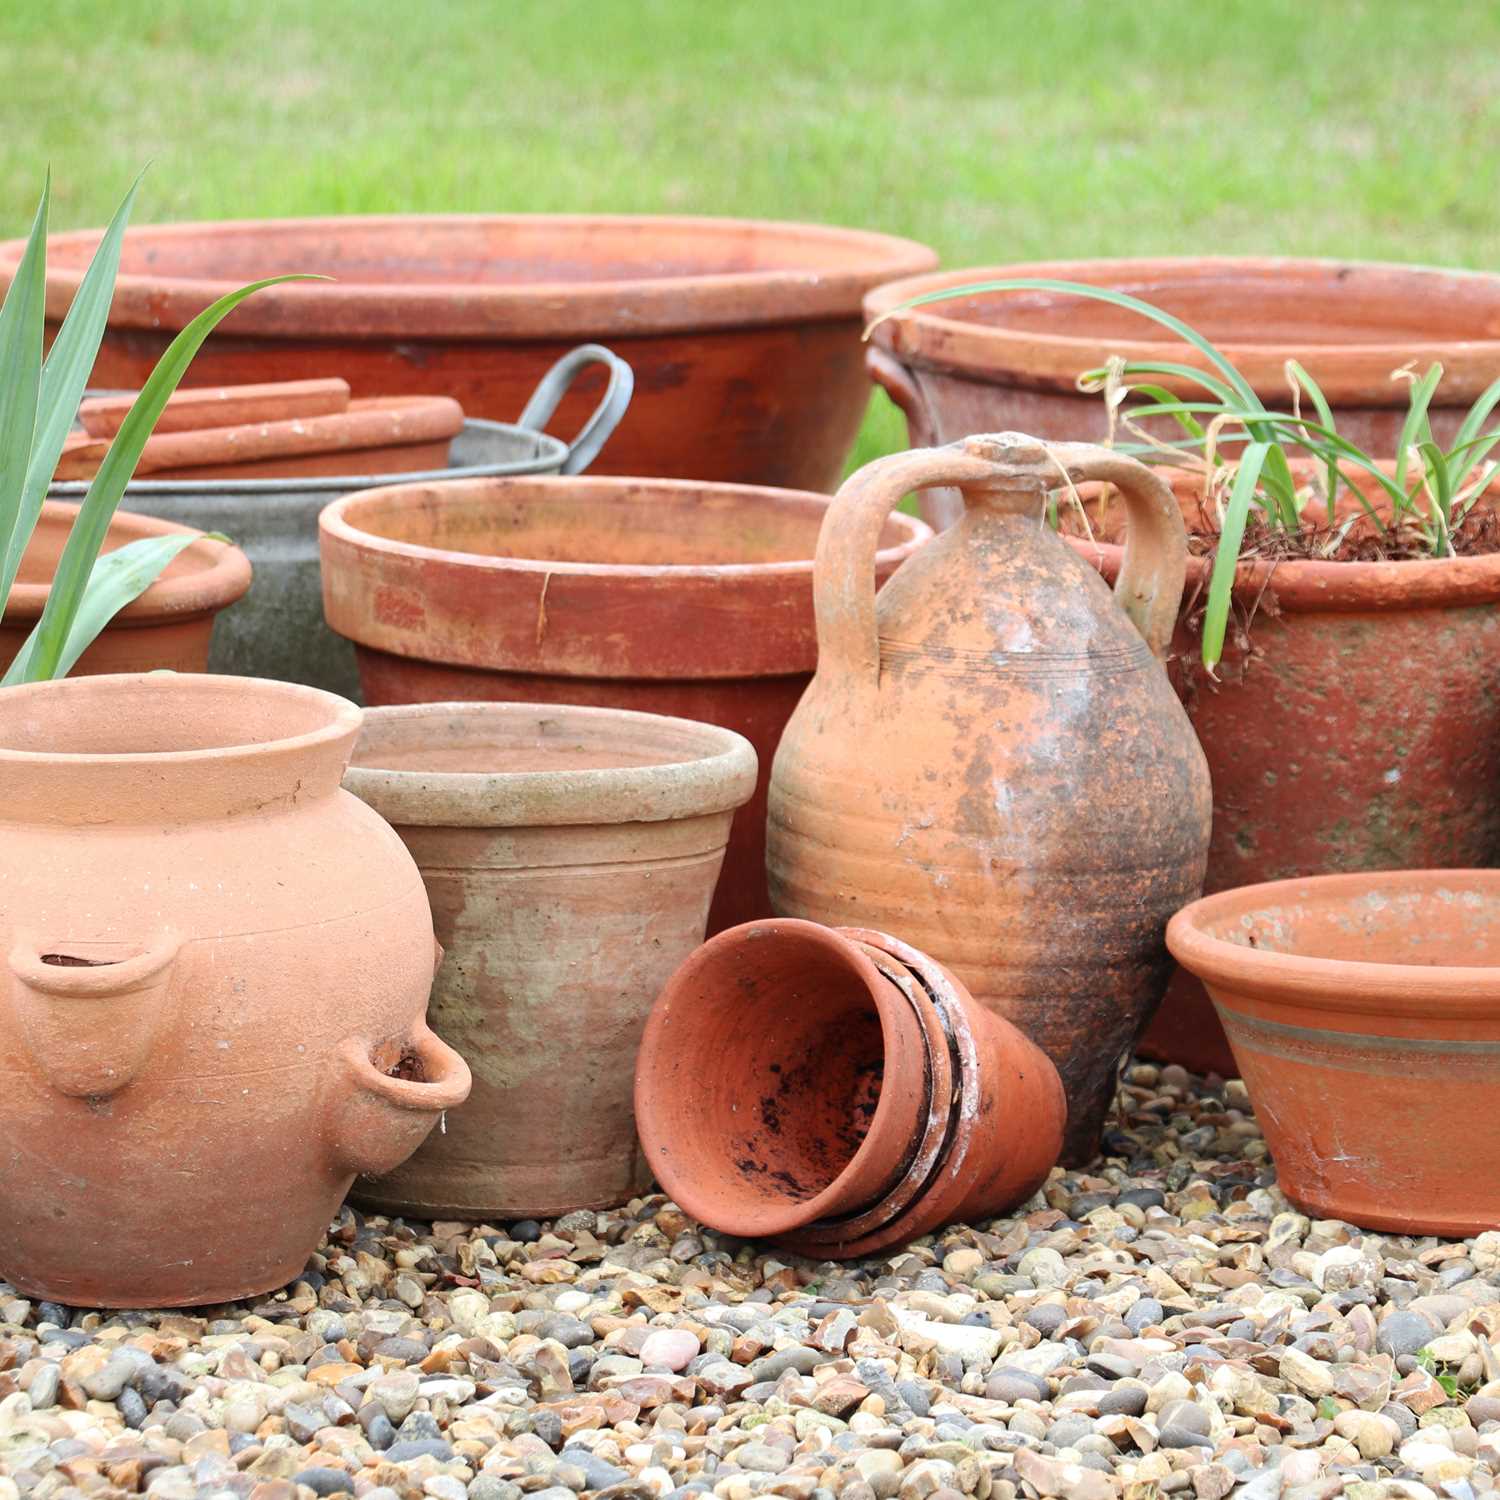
left=517, top=344, right=635, bottom=475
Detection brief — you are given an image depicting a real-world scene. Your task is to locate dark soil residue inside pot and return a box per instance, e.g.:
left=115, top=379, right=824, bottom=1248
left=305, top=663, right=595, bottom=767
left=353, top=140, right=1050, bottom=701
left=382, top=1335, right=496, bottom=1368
left=385, top=1050, right=426, bottom=1082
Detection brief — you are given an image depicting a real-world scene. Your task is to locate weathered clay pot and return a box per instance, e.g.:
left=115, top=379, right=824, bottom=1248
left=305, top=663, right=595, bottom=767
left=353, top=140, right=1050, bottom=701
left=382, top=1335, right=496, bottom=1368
left=1, top=501, right=251, bottom=678
left=0, top=672, right=470, bottom=1307
left=1071, top=464, right=1500, bottom=1077
left=343, top=701, right=756, bottom=1219
left=1167, top=870, right=1500, bottom=1236
left=10, top=214, right=937, bottom=490
left=865, top=258, right=1500, bottom=528
left=319, top=476, right=930, bottom=931
left=766, top=435, right=1212, bottom=1164
left=634, top=920, right=1064, bottom=1254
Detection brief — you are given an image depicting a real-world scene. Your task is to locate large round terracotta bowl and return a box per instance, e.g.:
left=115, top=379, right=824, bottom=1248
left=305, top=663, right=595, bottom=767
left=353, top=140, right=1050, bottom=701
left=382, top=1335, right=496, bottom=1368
left=3, top=214, right=938, bottom=491
left=865, top=257, right=1500, bottom=525
left=317, top=474, right=931, bottom=932
left=1168, top=869, right=1500, bottom=1237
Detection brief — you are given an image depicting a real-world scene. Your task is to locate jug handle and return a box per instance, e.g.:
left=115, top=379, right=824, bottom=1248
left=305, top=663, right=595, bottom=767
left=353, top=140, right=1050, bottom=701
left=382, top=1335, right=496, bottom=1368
left=517, top=344, right=635, bottom=476
left=814, top=433, right=1188, bottom=681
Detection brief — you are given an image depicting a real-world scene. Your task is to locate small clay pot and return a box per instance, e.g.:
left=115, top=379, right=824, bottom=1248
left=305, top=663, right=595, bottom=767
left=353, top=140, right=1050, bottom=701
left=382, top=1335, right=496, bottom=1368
left=1167, top=870, right=1500, bottom=1236
left=2, top=502, right=251, bottom=678
left=634, top=920, right=1064, bottom=1254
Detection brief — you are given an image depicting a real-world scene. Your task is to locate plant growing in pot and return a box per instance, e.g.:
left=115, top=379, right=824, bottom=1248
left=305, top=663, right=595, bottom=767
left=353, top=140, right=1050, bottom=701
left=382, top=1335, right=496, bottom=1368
left=0, top=173, right=299, bottom=684
left=872, top=278, right=1500, bottom=1075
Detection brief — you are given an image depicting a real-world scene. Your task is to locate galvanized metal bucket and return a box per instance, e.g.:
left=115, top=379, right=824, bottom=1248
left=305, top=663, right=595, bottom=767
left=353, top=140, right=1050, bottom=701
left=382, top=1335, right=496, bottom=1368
left=52, top=344, right=634, bottom=700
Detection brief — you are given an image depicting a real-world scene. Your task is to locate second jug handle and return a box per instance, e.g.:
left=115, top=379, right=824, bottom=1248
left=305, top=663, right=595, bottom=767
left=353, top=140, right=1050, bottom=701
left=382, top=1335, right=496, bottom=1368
left=813, top=433, right=1188, bottom=682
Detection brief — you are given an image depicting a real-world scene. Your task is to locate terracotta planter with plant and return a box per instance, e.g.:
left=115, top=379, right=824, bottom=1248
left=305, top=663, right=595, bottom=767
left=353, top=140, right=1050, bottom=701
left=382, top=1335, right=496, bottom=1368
left=342, top=701, right=757, bottom=1220
left=865, top=258, right=1500, bottom=527
left=872, top=275, right=1500, bottom=1076
left=0, top=672, right=470, bottom=1307
left=765, top=435, right=1211, bottom=1164
left=4, top=214, right=938, bottom=490
left=635, top=920, right=1064, bottom=1257
left=3, top=501, right=249, bottom=677
left=1168, top=870, right=1500, bottom=1236
left=319, top=474, right=930, bottom=931
left=0, top=172, right=301, bottom=689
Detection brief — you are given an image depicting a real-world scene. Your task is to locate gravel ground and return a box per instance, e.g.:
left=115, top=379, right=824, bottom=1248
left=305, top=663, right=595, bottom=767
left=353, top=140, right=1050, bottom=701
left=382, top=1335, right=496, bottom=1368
left=3, top=1061, right=1499, bottom=1500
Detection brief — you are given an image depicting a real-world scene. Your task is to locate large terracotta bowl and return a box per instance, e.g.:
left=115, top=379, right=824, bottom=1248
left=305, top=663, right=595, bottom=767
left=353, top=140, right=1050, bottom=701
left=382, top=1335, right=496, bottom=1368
left=4, top=214, right=938, bottom=491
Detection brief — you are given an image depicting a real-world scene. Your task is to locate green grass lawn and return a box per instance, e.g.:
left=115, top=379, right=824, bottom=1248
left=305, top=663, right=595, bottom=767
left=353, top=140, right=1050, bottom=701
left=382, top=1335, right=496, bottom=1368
left=4, top=0, right=1500, bottom=469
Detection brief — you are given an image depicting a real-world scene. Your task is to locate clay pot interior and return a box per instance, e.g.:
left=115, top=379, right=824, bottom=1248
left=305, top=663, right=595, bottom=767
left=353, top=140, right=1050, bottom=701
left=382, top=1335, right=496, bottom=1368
left=635, top=922, right=930, bottom=1240
left=1179, top=879, right=1500, bottom=970
left=329, top=478, right=918, bottom=568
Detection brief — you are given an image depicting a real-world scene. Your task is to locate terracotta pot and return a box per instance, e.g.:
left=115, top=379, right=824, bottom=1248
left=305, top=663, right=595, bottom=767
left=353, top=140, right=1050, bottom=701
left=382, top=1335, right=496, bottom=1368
left=9, top=215, right=937, bottom=490
left=766, top=435, right=1211, bottom=1164
left=0, top=672, right=470, bottom=1307
left=1167, top=869, right=1500, bottom=1236
left=319, top=475, right=931, bottom=931
left=865, top=258, right=1500, bottom=528
left=634, top=920, right=1063, bottom=1253
left=79, top=378, right=353, bottom=436
left=57, top=396, right=466, bottom=482
left=1070, top=464, right=1500, bottom=1077
left=342, top=701, right=756, bottom=1219
left=1, top=501, right=251, bottom=678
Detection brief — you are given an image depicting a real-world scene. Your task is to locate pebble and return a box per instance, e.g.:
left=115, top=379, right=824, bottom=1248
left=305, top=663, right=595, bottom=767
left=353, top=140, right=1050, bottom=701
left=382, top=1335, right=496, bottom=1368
left=0, top=1064, right=1493, bottom=1500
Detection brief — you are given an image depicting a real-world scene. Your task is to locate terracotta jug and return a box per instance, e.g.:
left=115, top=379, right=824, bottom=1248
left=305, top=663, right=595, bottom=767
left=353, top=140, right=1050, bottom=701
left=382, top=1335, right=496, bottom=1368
left=0, top=672, right=471, bottom=1308
left=767, top=434, right=1212, bottom=1163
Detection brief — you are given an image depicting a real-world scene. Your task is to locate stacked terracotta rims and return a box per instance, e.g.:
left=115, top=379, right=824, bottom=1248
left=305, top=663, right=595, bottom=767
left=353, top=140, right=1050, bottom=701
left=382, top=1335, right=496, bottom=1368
left=634, top=920, right=1065, bottom=1258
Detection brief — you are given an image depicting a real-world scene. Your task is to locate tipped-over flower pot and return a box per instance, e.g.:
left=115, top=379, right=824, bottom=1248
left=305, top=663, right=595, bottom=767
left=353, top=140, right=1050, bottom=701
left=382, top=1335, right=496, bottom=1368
left=634, top=919, right=1064, bottom=1256
left=1168, top=870, right=1500, bottom=1237
left=343, top=701, right=757, bottom=1220
left=0, top=672, right=470, bottom=1307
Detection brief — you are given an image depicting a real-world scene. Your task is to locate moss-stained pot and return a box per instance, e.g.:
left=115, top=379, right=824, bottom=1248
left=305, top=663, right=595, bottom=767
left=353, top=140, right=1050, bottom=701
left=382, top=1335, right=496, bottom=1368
left=0, top=673, right=469, bottom=1307
left=1073, top=465, right=1500, bottom=1076
left=1168, top=870, right=1500, bottom=1236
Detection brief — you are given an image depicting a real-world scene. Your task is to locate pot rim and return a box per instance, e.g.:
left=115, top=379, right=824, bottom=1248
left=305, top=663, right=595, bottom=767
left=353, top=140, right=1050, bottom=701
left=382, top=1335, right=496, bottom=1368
left=343, top=701, right=757, bottom=827
left=1167, top=869, right=1500, bottom=1017
left=864, top=256, right=1500, bottom=403
left=5, top=502, right=252, bottom=625
left=319, top=474, right=933, bottom=582
left=1068, top=463, right=1500, bottom=612
left=635, top=918, right=935, bottom=1239
left=13, top=214, right=939, bottom=340
left=0, top=671, right=361, bottom=767
left=48, top=417, right=568, bottom=499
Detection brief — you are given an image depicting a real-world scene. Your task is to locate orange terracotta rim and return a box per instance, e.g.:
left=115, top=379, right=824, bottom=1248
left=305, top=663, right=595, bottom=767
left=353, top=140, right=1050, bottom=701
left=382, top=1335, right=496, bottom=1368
left=1167, top=869, right=1500, bottom=1018
left=1069, top=463, right=1500, bottom=613
left=11, top=215, right=939, bottom=340
left=864, top=257, right=1500, bottom=405
left=5, top=502, right=252, bottom=626
left=318, top=475, right=932, bottom=583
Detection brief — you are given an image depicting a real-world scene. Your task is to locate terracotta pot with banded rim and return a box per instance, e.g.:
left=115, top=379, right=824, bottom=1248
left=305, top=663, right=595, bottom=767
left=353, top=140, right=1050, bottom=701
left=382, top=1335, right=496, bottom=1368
left=1069, top=463, right=1500, bottom=1077
left=1168, top=870, right=1500, bottom=1236
left=634, top=920, right=1064, bottom=1256
left=6, top=214, right=938, bottom=491
left=0, top=672, right=469, bottom=1307
left=343, top=700, right=757, bottom=1219
left=865, top=258, right=1500, bottom=529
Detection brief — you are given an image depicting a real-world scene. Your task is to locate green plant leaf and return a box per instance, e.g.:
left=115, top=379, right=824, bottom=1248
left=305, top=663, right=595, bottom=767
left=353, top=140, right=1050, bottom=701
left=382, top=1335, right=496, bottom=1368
left=1394, top=363, right=1443, bottom=492
left=1449, top=376, right=1500, bottom=493
left=0, top=173, right=145, bottom=609
left=1079, top=359, right=1242, bottom=406
left=3, top=533, right=201, bottom=686
left=23, top=273, right=318, bottom=681
left=1202, top=442, right=1271, bottom=674
left=1286, top=360, right=1339, bottom=523
left=0, top=176, right=49, bottom=589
